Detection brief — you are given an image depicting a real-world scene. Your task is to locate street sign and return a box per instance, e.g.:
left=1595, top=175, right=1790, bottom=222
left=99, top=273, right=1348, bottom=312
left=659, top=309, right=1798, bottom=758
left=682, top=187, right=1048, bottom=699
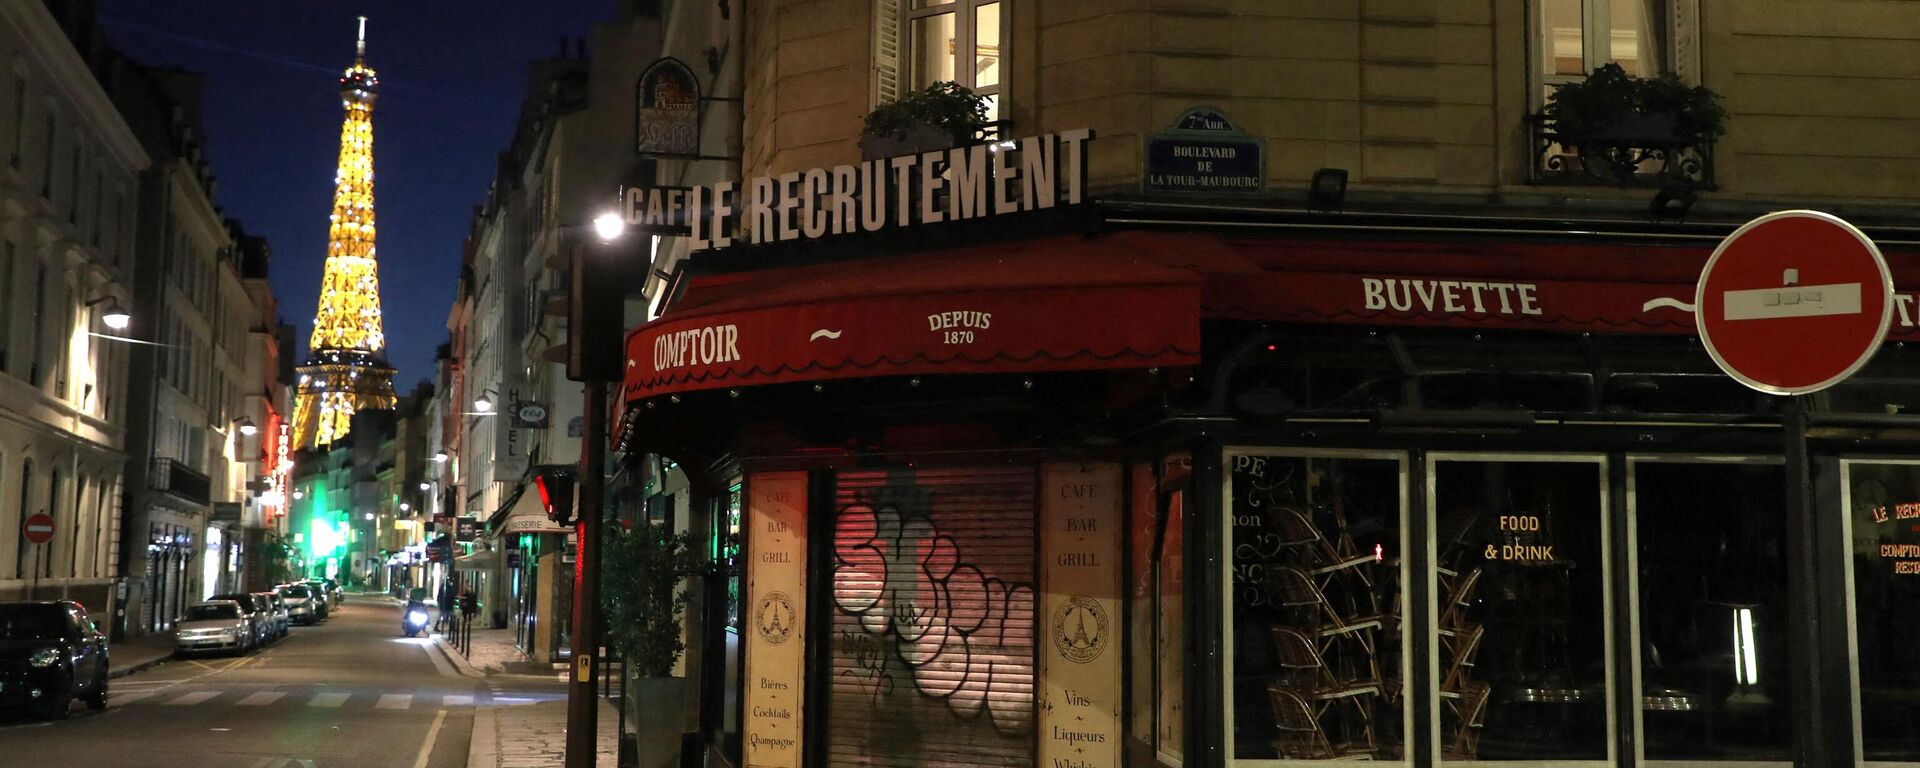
left=1697, top=210, right=1893, bottom=395
left=22, top=513, right=53, bottom=544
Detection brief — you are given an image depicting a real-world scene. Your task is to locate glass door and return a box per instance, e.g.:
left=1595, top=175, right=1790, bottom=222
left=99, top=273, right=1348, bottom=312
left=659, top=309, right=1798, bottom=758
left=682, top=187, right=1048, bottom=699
left=1841, top=459, right=1920, bottom=766
left=1627, top=457, right=1792, bottom=766
left=1428, top=455, right=1613, bottom=765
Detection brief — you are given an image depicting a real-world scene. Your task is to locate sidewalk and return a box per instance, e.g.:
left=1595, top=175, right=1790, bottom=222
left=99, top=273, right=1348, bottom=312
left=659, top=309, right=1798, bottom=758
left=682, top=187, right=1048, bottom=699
left=109, top=631, right=174, bottom=678
left=432, top=617, right=618, bottom=766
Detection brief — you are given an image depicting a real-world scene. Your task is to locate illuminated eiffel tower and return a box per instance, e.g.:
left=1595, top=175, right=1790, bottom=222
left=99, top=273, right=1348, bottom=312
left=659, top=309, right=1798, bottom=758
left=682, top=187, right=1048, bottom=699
left=290, top=17, right=395, bottom=450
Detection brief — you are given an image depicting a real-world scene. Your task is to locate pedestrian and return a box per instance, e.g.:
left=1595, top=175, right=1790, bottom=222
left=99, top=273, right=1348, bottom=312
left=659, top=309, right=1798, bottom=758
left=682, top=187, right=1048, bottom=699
left=435, top=581, right=455, bottom=632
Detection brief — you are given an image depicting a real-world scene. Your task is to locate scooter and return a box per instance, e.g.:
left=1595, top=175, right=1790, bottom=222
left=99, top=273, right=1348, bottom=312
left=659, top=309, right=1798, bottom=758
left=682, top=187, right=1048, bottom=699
left=402, top=602, right=431, bottom=638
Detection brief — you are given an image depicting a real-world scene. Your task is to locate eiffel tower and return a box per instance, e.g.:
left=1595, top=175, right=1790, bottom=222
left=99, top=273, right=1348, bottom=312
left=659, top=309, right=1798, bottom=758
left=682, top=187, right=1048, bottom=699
left=290, top=17, right=396, bottom=450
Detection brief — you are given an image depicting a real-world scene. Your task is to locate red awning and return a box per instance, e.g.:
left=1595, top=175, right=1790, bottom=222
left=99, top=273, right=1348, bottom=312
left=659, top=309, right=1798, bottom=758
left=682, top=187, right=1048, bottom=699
left=621, top=235, right=1203, bottom=401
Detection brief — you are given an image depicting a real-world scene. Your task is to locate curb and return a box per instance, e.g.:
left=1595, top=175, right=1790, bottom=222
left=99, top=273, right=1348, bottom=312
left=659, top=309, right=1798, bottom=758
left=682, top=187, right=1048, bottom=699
left=109, top=652, right=173, bottom=679
left=466, top=704, right=499, bottom=768
left=432, top=633, right=487, bottom=679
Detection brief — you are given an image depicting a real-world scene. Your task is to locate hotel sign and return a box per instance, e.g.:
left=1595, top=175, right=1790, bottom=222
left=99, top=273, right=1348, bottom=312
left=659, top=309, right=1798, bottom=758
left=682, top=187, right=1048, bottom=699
left=623, top=129, right=1093, bottom=253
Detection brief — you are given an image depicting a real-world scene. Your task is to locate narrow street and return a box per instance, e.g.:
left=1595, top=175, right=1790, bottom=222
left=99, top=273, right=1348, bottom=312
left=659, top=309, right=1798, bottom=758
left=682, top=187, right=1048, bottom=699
left=0, top=598, right=565, bottom=768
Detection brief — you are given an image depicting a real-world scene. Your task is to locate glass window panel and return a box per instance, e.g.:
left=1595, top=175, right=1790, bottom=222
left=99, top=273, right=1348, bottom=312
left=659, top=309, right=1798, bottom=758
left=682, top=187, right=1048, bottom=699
left=909, top=13, right=957, bottom=90
left=1435, top=459, right=1607, bottom=761
left=1543, top=0, right=1586, bottom=76
left=1847, top=462, right=1920, bottom=761
left=910, top=0, right=955, bottom=8
left=975, top=2, right=1000, bottom=89
left=1610, top=0, right=1664, bottom=77
left=980, top=93, right=999, bottom=126
left=1229, top=453, right=1404, bottom=760
left=1635, top=462, right=1791, bottom=761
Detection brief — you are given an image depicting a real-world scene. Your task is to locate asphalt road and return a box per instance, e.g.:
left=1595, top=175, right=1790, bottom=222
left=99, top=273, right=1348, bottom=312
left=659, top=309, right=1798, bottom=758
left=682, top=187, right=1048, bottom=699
left=0, top=597, right=557, bottom=768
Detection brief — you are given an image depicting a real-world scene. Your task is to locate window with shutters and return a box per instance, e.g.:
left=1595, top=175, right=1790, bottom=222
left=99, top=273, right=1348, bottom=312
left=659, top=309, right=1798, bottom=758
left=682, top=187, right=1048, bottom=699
left=829, top=466, right=1036, bottom=766
left=874, top=0, right=1004, bottom=123
left=1533, top=0, right=1697, bottom=101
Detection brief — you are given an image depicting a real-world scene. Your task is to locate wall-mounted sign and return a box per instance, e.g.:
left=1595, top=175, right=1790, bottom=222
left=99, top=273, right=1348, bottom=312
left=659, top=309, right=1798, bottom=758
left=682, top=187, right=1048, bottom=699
left=635, top=57, right=700, bottom=156
left=1145, top=107, right=1263, bottom=194
left=744, top=472, right=807, bottom=768
left=622, top=129, right=1093, bottom=254
left=1038, top=463, right=1123, bottom=768
left=512, top=400, right=550, bottom=429
left=456, top=516, right=479, bottom=542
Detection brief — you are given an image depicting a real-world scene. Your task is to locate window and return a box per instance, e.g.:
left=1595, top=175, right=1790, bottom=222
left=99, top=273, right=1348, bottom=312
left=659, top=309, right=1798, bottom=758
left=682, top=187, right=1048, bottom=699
left=29, top=262, right=45, bottom=387
left=8, top=76, right=22, bottom=167
left=1536, top=0, right=1668, bottom=100
left=45, top=469, right=59, bottom=578
left=1431, top=456, right=1611, bottom=762
left=66, top=142, right=81, bottom=224
left=15, top=459, right=31, bottom=579
left=1843, top=461, right=1920, bottom=762
left=0, top=241, right=11, bottom=375
left=1225, top=450, right=1408, bottom=762
left=877, top=0, right=1004, bottom=123
left=39, top=112, right=54, bottom=198
left=55, top=284, right=71, bottom=399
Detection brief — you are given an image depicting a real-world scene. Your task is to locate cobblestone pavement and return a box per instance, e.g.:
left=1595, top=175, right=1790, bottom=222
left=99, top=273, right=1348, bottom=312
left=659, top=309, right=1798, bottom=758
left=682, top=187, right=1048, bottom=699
left=468, top=698, right=619, bottom=768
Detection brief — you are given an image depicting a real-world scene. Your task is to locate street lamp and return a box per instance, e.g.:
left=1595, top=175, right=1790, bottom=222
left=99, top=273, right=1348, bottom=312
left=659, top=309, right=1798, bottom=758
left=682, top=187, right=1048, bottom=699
left=419, top=481, right=430, bottom=491
left=399, top=502, right=410, bottom=512
left=364, top=512, right=375, bottom=521
left=432, top=451, right=449, bottom=463
left=86, top=296, right=132, bottom=331
left=237, top=418, right=259, bottom=437
left=473, top=389, right=498, bottom=413
left=593, top=211, right=624, bottom=242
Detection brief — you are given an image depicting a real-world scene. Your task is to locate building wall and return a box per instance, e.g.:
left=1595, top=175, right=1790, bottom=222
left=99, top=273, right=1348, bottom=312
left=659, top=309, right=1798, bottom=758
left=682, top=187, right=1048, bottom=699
left=733, top=0, right=1920, bottom=210
left=0, top=0, right=147, bottom=610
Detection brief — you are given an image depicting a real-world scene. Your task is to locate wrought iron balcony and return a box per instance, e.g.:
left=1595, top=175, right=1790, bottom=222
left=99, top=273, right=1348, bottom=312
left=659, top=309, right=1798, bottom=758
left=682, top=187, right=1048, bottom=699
left=150, top=458, right=212, bottom=506
left=1527, top=113, right=1715, bottom=190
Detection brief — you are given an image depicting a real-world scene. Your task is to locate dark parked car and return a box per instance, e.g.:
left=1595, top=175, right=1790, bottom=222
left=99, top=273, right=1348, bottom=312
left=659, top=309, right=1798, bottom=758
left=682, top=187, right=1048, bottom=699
left=0, top=601, right=109, bottom=719
left=209, top=593, right=273, bottom=647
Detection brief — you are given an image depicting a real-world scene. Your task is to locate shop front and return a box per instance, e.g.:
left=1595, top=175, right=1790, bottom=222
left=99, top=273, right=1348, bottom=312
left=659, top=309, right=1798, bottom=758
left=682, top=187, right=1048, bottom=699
left=615, top=213, right=1920, bottom=767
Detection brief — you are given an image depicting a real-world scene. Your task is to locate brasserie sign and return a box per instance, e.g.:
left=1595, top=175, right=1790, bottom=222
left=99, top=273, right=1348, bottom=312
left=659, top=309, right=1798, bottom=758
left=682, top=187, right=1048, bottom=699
left=622, top=129, right=1093, bottom=253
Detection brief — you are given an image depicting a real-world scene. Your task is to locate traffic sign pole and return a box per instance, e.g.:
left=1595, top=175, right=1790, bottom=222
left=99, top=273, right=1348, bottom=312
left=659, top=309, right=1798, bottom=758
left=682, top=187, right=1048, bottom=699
left=1696, top=210, right=1883, bottom=768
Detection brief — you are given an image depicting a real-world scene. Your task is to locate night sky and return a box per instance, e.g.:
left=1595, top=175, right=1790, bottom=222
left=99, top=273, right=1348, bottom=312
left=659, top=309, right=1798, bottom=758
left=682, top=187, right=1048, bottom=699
left=94, top=0, right=612, bottom=392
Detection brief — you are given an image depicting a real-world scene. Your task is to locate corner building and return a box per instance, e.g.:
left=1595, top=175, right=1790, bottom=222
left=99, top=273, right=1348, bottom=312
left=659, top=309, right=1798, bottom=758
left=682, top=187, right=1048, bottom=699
left=607, top=2, right=1920, bottom=767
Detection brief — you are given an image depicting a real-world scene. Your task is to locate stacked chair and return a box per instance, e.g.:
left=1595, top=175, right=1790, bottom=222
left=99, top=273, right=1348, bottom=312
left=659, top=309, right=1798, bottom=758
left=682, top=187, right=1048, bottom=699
left=1264, top=504, right=1396, bottom=759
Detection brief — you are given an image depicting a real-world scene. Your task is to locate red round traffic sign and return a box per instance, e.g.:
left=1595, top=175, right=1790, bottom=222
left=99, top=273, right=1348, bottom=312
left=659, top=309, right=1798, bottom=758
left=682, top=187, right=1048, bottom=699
left=1697, top=210, right=1893, bottom=395
left=22, top=513, right=53, bottom=545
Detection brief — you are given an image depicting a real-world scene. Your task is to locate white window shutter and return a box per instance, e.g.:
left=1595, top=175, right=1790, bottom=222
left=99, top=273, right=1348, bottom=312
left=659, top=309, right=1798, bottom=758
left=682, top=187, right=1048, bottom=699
left=1670, top=0, right=1700, bottom=84
left=874, top=0, right=902, bottom=105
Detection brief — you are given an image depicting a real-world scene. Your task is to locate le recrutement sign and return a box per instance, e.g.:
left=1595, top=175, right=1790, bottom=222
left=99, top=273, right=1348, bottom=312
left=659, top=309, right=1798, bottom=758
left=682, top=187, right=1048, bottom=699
left=622, top=129, right=1094, bottom=252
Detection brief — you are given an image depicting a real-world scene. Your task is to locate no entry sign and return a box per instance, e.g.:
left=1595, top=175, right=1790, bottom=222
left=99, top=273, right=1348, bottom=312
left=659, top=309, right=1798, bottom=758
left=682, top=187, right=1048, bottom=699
left=1697, top=210, right=1893, bottom=394
left=22, top=513, right=53, bottom=545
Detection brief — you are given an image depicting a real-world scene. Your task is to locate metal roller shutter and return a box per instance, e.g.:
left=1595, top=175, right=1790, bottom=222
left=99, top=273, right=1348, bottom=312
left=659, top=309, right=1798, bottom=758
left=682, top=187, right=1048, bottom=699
left=828, top=466, right=1038, bottom=767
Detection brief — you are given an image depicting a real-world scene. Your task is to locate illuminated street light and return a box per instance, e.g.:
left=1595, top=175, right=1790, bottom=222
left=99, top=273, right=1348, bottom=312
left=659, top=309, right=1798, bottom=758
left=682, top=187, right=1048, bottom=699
left=593, top=211, right=624, bottom=242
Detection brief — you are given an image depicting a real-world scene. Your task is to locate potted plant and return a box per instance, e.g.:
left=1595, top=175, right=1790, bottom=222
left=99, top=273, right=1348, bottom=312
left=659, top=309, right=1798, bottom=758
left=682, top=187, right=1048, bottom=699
left=860, top=81, right=991, bottom=160
left=603, top=521, right=701, bottom=768
left=1543, top=63, right=1726, bottom=180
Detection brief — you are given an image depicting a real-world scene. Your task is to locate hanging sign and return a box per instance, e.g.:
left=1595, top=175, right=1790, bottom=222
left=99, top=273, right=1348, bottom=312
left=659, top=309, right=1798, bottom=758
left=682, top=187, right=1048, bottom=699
left=1145, top=107, right=1264, bottom=193
left=623, top=129, right=1093, bottom=254
left=1038, top=463, right=1123, bottom=768
left=743, top=472, right=807, bottom=768
left=635, top=58, right=700, bottom=156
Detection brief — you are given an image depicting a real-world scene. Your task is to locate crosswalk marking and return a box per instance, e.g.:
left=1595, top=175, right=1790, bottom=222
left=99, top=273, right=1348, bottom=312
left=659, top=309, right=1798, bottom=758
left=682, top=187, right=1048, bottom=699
left=374, top=694, right=411, bottom=710
left=237, top=691, right=286, bottom=706
left=442, top=694, right=473, bottom=707
left=167, top=691, right=221, bottom=706
left=109, top=691, right=157, bottom=705
left=308, top=692, right=350, bottom=708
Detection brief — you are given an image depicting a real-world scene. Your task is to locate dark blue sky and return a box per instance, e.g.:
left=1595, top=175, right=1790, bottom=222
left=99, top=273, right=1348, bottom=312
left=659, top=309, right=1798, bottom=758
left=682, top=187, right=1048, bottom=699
left=96, top=0, right=611, bottom=391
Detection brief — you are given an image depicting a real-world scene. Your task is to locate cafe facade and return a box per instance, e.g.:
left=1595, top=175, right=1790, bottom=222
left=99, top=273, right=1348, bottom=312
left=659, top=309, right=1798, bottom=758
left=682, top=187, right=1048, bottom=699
left=610, top=123, right=1920, bottom=768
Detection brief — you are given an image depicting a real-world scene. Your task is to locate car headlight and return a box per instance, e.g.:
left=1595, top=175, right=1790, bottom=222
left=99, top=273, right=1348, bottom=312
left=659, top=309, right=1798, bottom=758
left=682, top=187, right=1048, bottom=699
left=408, top=610, right=429, bottom=624
left=27, top=648, right=60, bottom=668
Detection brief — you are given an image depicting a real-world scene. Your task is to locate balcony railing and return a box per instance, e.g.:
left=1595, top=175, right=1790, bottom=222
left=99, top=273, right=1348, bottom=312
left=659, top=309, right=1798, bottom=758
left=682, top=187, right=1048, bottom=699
left=1527, top=114, right=1715, bottom=190
left=150, top=458, right=212, bottom=506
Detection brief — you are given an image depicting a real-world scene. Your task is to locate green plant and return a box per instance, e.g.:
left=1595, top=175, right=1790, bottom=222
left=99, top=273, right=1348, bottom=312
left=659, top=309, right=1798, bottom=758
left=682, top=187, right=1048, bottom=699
left=1545, top=63, right=1726, bottom=143
left=862, top=81, right=990, bottom=141
left=602, top=521, right=702, bottom=677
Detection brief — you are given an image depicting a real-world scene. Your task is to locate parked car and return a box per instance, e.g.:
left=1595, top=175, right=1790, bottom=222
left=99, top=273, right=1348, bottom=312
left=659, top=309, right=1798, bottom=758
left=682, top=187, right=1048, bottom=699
left=209, top=593, right=273, bottom=647
left=0, top=600, right=109, bottom=719
left=277, top=584, right=321, bottom=625
left=174, top=601, right=253, bottom=656
left=321, top=578, right=343, bottom=605
left=258, top=592, right=291, bottom=637
left=302, top=581, right=333, bottom=618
